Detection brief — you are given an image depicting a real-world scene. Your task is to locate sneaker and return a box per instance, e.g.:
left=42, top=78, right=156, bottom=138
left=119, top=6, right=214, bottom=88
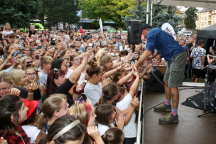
left=159, top=113, right=179, bottom=124
left=154, top=103, right=171, bottom=112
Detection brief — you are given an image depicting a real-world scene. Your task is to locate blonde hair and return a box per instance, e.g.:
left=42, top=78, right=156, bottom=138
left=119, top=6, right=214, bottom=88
left=0, top=72, right=13, bottom=84
left=4, top=23, right=11, bottom=31
left=10, top=69, right=25, bottom=87
left=68, top=103, right=88, bottom=126
left=42, top=94, right=66, bottom=119
left=40, top=56, right=53, bottom=68
left=95, top=49, right=106, bottom=64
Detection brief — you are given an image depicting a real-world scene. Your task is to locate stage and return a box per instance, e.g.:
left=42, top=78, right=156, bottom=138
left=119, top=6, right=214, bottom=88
left=143, top=87, right=216, bottom=144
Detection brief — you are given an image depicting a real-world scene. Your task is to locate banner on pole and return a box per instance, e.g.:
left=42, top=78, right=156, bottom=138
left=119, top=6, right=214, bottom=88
left=99, top=19, right=103, bottom=33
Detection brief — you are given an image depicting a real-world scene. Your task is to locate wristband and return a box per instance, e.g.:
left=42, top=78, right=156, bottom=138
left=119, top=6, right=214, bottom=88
left=28, top=93, right=33, bottom=95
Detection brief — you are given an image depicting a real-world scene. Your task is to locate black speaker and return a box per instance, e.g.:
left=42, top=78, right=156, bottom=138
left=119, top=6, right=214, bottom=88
left=145, top=69, right=165, bottom=92
left=127, top=20, right=142, bottom=44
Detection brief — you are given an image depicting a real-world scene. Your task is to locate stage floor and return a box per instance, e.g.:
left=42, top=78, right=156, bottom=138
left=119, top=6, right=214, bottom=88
left=144, top=87, right=216, bottom=144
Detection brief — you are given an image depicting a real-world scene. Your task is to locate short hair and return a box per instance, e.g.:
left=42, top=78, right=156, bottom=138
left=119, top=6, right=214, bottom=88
left=41, top=56, right=53, bottom=68
left=198, top=40, right=204, bottom=46
left=8, top=33, right=15, bottom=39
left=20, top=56, right=32, bottom=64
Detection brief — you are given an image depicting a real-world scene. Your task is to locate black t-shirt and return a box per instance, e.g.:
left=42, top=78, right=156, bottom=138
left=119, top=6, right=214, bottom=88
left=29, top=30, right=36, bottom=37
left=15, top=87, right=28, bottom=98
left=54, top=79, right=74, bottom=106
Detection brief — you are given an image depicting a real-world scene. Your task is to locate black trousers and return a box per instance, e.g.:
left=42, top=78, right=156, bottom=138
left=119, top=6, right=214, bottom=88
left=123, top=138, right=136, bottom=144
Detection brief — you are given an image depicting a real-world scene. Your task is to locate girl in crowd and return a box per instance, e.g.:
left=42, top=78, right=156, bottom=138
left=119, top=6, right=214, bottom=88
left=0, top=95, right=29, bottom=144
left=116, top=72, right=140, bottom=144
left=3, top=23, right=14, bottom=36
left=21, top=99, right=40, bottom=144
left=45, top=51, right=92, bottom=106
left=36, top=94, right=69, bottom=142
left=43, top=115, right=86, bottom=144
left=68, top=101, right=104, bottom=144
left=0, top=72, right=21, bottom=98
left=84, top=60, right=103, bottom=106
left=25, top=67, right=45, bottom=100
left=96, top=103, right=124, bottom=136
left=65, top=54, right=80, bottom=78
left=102, top=128, right=124, bottom=144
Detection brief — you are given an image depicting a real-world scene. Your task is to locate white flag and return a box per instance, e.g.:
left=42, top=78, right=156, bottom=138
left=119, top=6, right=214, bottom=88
left=99, top=18, right=103, bottom=33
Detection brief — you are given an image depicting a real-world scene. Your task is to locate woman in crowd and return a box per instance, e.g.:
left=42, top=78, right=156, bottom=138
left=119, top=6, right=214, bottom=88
left=25, top=67, right=45, bottom=100
left=36, top=94, right=69, bottom=142
left=65, top=54, right=80, bottom=78
left=0, top=72, right=21, bottom=98
left=46, top=51, right=91, bottom=105
left=0, top=95, right=29, bottom=144
left=10, top=69, right=27, bottom=87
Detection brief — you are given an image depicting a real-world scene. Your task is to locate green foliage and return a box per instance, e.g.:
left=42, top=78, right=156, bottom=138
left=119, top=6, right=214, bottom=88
left=184, top=7, right=198, bottom=29
left=78, top=0, right=135, bottom=27
left=0, top=0, right=40, bottom=28
left=39, top=0, right=80, bottom=29
left=152, top=5, right=183, bottom=32
left=122, top=1, right=146, bottom=28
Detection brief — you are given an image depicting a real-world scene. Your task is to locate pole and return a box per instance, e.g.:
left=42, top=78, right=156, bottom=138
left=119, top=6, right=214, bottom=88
left=146, top=0, right=149, bottom=24
left=150, top=4, right=153, bottom=26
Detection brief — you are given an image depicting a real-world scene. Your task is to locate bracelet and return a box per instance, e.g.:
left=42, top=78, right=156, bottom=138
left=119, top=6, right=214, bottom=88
left=28, top=93, right=33, bottom=95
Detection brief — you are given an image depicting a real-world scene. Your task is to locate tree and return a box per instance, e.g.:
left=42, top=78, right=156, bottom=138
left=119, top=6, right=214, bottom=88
left=78, top=0, right=135, bottom=27
left=184, top=7, right=198, bottom=29
left=0, top=0, right=40, bottom=28
left=152, top=5, right=183, bottom=32
left=39, top=0, right=80, bottom=30
left=122, top=1, right=146, bottom=28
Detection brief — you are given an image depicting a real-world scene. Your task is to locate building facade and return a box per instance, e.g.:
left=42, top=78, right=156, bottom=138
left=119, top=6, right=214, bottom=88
left=196, top=8, right=216, bottom=29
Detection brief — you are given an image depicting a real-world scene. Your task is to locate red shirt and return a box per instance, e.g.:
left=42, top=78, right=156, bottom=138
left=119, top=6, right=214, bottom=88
left=3, top=125, right=30, bottom=144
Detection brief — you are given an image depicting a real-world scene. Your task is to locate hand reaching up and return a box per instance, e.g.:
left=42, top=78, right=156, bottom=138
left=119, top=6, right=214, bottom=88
left=115, top=114, right=124, bottom=130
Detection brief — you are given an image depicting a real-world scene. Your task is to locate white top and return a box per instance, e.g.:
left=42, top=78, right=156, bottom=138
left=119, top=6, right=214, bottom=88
left=84, top=82, right=102, bottom=105
left=3, top=30, right=14, bottom=36
left=65, top=68, right=74, bottom=78
left=22, top=125, right=40, bottom=144
left=116, top=93, right=136, bottom=138
left=97, top=123, right=114, bottom=136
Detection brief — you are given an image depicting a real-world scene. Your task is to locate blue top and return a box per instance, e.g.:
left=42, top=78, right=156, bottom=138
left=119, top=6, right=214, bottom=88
left=145, top=28, right=185, bottom=65
left=182, top=45, right=189, bottom=52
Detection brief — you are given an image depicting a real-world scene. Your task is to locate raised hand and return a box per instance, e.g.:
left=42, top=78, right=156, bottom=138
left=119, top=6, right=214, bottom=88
left=131, top=97, right=140, bottom=108
left=0, top=137, right=8, bottom=144
left=10, top=88, right=21, bottom=96
left=87, top=126, right=100, bottom=140
left=115, top=114, right=124, bottom=130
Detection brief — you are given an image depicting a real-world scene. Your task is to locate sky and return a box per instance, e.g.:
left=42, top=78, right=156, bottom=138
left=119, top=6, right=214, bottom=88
left=177, top=6, right=203, bottom=12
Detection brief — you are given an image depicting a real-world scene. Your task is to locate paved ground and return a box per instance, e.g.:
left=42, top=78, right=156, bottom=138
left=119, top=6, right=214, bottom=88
left=143, top=87, right=216, bottom=144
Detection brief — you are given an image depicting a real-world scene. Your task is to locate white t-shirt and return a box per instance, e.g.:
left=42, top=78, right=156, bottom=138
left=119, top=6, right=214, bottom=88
left=97, top=123, right=115, bottom=136
left=3, top=30, right=14, bottom=36
left=84, top=82, right=102, bottom=105
left=22, top=125, right=40, bottom=144
left=65, top=68, right=74, bottom=78
left=116, top=93, right=136, bottom=138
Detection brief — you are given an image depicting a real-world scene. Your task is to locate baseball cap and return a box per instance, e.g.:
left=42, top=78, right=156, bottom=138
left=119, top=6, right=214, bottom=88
left=141, top=24, right=152, bottom=31
left=22, top=98, right=39, bottom=119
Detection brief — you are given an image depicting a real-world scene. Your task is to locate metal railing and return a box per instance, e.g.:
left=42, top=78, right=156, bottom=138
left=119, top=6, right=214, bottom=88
left=136, top=79, right=145, bottom=144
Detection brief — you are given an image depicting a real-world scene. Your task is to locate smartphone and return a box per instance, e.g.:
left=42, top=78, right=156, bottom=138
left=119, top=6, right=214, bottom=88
left=10, top=57, right=16, bottom=64
left=35, top=55, right=39, bottom=60
left=16, top=36, right=19, bottom=39
left=81, top=93, right=87, bottom=101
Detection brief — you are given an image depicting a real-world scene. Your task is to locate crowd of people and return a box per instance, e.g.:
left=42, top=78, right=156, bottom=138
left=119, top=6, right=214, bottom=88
left=0, top=22, right=214, bottom=144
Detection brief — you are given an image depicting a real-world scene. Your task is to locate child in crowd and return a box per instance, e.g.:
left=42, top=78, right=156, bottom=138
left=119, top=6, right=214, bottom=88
left=38, top=56, right=53, bottom=89
left=102, top=128, right=124, bottom=144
